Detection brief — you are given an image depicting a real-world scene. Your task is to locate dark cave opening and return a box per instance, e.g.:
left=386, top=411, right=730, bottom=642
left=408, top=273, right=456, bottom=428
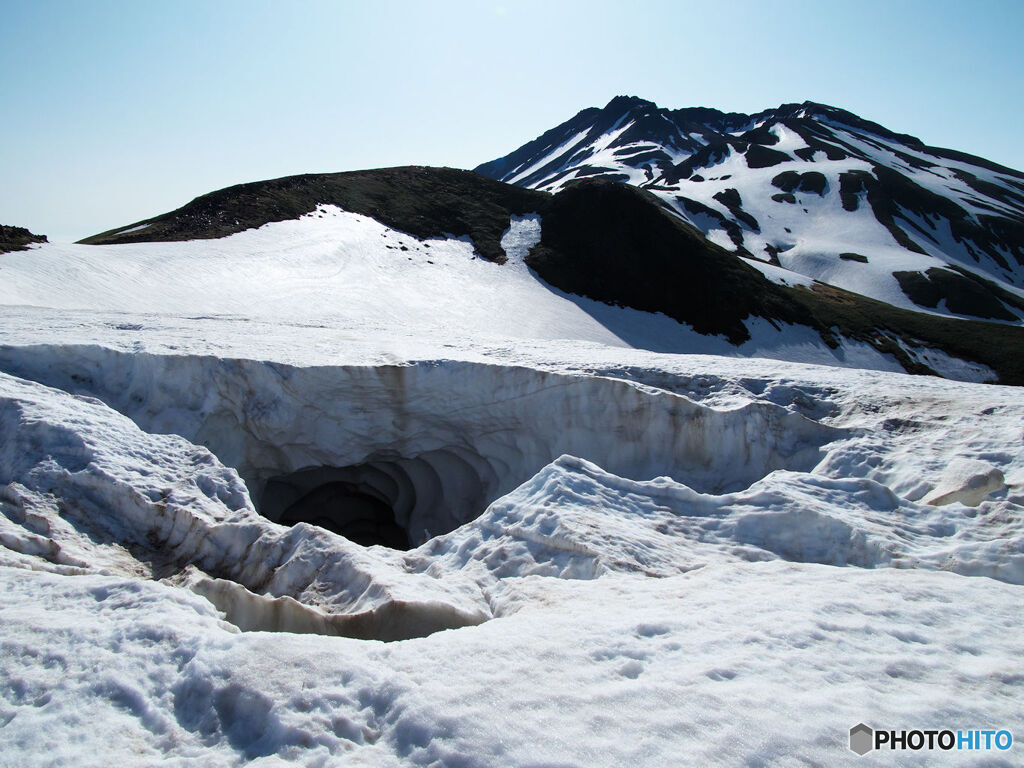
left=259, top=449, right=498, bottom=550
left=277, top=481, right=411, bottom=550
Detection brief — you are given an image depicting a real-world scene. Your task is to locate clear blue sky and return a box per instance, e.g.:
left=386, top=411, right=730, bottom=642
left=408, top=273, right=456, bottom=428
left=2, top=0, right=1023, bottom=241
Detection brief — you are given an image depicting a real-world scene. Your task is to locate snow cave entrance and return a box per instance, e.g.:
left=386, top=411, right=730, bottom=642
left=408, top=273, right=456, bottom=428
left=277, top=481, right=410, bottom=549
left=257, top=448, right=497, bottom=550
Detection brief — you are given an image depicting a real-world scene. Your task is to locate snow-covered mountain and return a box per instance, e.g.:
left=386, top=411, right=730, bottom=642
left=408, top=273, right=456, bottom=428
left=476, top=96, right=1024, bottom=324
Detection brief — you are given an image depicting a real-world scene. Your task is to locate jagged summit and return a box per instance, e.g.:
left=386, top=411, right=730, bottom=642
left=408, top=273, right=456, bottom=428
left=476, top=97, right=1024, bottom=325
left=604, top=94, right=653, bottom=109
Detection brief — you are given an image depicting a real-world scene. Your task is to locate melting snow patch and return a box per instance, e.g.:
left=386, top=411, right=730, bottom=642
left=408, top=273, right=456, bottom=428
left=114, top=223, right=152, bottom=235
left=922, top=458, right=1006, bottom=507
left=892, top=336, right=998, bottom=383
left=741, top=257, right=816, bottom=288
left=188, top=570, right=487, bottom=641
left=499, top=213, right=542, bottom=265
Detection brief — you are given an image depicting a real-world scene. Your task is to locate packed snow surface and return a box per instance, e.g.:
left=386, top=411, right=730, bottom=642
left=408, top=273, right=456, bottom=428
left=0, top=210, right=1022, bottom=765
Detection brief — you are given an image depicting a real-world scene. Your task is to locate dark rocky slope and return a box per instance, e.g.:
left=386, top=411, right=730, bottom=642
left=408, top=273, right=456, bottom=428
left=532, top=179, right=1024, bottom=384
left=0, top=225, right=47, bottom=254
left=80, top=167, right=547, bottom=264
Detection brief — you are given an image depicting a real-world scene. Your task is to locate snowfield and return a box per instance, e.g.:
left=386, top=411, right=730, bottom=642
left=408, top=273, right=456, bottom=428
left=0, top=210, right=1022, bottom=766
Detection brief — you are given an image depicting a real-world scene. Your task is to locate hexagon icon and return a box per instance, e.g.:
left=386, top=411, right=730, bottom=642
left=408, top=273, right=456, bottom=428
left=849, top=723, right=873, bottom=755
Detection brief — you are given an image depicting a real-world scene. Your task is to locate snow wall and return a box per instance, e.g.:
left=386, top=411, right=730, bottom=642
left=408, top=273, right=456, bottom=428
left=0, top=345, right=843, bottom=547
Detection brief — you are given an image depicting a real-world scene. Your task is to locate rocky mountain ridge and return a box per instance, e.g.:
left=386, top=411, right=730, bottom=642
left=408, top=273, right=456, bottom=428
left=476, top=96, right=1024, bottom=324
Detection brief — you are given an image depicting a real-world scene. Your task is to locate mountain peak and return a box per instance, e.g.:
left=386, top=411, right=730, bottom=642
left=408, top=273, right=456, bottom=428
left=475, top=96, right=1024, bottom=327
left=603, top=95, right=656, bottom=111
